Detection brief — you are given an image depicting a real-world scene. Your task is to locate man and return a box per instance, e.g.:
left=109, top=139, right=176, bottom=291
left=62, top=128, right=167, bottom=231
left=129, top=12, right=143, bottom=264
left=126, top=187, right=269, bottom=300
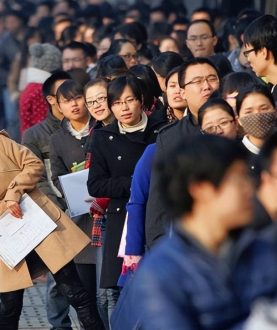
left=21, top=71, right=72, bottom=330
left=111, top=135, right=254, bottom=329
left=62, top=41, right=91, bottom=72
left=243, top=15, right=277, bottom=99
left=145, top=58, right=220, bottom=248
left=186, top=19, right=218, bottom=58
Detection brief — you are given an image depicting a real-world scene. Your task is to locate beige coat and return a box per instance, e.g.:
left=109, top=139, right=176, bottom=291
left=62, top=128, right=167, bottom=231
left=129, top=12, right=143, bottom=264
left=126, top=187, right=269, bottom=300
left=0, top=132, right=90, bottom=292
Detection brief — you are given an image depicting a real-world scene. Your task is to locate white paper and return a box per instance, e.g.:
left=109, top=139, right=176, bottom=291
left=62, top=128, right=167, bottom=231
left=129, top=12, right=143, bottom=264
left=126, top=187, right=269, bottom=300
left=58, top=169, right=91, bottom=217
left=118, top=212, right=128, bottom=258
left=0, top=194, right=57, bottom=269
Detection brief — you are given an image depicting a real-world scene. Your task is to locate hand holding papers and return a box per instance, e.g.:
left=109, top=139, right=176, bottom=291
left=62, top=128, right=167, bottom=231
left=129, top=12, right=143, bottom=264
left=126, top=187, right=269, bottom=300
left=0, top=194, right=57, bottom=269
left=59, top=169, right=91, bottom=217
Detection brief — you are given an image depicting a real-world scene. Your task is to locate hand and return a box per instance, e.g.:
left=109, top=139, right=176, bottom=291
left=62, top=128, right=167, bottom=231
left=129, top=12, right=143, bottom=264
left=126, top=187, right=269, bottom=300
left=6, top=201, right=23, bottom=218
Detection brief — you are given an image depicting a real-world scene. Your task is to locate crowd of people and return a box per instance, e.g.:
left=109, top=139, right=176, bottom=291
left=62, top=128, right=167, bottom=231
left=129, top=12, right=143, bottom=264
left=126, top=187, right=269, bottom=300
left=1, top=0, right=277, bottom=329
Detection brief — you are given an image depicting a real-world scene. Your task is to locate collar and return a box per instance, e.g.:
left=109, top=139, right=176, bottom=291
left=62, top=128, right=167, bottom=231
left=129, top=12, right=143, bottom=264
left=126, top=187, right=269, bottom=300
left=118, top=111, right=148, bottom=134
left=242, top=136, right=260, bottom=155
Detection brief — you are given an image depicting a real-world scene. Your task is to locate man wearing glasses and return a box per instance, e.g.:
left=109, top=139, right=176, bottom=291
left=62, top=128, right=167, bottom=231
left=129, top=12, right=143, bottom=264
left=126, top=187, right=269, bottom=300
left=243, top=15, right=277, bottom=100
left=145, top=58, right=220, bottom=249
left=186, top=19, right=218, bottom=58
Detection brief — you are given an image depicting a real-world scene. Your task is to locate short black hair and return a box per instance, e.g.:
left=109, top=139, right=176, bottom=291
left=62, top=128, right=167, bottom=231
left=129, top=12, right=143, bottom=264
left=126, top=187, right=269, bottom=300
left=198, top=98, right=235, bottom=127
left=62, top=41, right=90, bottom=57
left=96, top=54, right=128, bottom=79
left=191, top=7, right=213, bottom=21
left=151, top=51, right=184, bottom=78
left=186, top=19, right=216, bottom=37
left=107, top=38, right=135, bottom=56
left=42, top=70, right=71, bottom=97
left=236, top=84, right=274, bottom=116
left=114, top=22, right=147, bottom=47
left=56, top=79, right=84, bottom=103
left=156, top=134, right=248, bottom=217
left=244, top=15, right=277, bottom=63
left=178, top=57, right=220, bottom=89
left=107, top=74, right=143, bottom=109
left=221, top=72, right=260, bottom=98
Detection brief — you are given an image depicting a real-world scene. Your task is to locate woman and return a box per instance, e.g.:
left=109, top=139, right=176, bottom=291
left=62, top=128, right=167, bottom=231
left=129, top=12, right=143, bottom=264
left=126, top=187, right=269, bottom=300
left=106, top=39, right=138, bottom=68
left=236, top=85, right=277, bottom=170
left=87, top=74, right=166, bottom=314
left=84, top=78, right=114, bottom=329
left=49, top=80, right=102, bottom=327
left=0, top=131, right=103, bottom=330
left=198, top=98, right=238, bottom=139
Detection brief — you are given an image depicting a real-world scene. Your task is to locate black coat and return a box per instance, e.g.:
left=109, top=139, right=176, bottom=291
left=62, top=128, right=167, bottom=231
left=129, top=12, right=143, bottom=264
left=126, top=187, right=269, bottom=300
left=87, top=117, right=165, bottom=288
left=145, top=113, right=201, bottom=249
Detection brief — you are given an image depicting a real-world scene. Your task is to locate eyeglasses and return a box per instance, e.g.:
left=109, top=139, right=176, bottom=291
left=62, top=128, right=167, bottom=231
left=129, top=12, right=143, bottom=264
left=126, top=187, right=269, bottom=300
left=59, top=95, right=84, bottom=104
left=184, top=75, right=219, bottom=87
left=202, top=119, right=235, bottom=134
left=243, top=48, right=255, bottom=58
left=86, top=96, right=107, bottom=108
left=120, top=53, right=138, bottom=60
left=62, top=57, right=85, bottom=64
left=186, top=35, right=213, bottom=42
left=111, top=97, right=138, bottom=109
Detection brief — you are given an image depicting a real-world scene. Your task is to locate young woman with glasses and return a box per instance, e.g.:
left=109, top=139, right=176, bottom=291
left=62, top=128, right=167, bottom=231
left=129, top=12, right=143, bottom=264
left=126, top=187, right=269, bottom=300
left=87, top=74, right=166, bottom=319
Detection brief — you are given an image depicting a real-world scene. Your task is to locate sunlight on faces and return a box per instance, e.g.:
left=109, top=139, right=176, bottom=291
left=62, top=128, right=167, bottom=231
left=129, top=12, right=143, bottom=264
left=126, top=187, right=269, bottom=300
left=166, top=73, right=187, bottom=110
left=111, top=85, right=142, bottom=126
left=97, top=37, right=111, bottom=59
left=186, top=22, right=217, bottom=57
left=224, top=91, right=238, bottom=111
left=85, top=84, right=112, bottom=122
left=244, top=44, right=268, bottom=77
left=238, top=93, right=276, bottom=118
left=201, top=107, right=237, bottom=139
left=58, top=94, right=88, bottom=121
left=181, top=64, right=219, bottom=116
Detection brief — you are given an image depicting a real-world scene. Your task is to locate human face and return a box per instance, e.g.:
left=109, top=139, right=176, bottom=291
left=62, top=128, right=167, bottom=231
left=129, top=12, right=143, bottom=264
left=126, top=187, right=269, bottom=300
left=214, top=160, right=254, bottom=230
left=186, top=22, right=217, bottom=57
left=118, top=42, right=138, bottom=68
left=159, top=38, right=179, bottom=53
left=166, top=73, right=187, bottom=111
left=62, top=48, right=88, bottom=71
left=97, top=37, right=111, bottom=59
left=181, top=63, right=219, bottom=117
left=238, top=93, right=275, bottom=118
left=224, top=91, right=238, bottom=112
left=243, top=44, right=267, bottom=77
left=85, top=84, right=112, bottom=124
left=58, top=94, right=88, bottom=122
left=110, top=85, right=142, bottom=126
left=201, top=107, right=237, bottom=139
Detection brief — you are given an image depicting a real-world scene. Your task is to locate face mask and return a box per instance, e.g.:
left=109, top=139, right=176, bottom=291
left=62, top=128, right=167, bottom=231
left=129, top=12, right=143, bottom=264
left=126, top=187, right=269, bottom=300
left=239, top=112, right=276, bottom=139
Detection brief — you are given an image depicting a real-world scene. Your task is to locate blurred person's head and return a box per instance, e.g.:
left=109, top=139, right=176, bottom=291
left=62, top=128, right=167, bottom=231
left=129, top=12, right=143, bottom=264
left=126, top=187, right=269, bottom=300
left=96, top=54, right=128, bottom=80
left=52, top=17, right=72, bottom=42
left=62, top=41, right=91, bottom=71
left=221, top=71, right=260, bottom=112
left=149, top=6, right=168, bottom=24
left=4, top=10, right=27, bottom=35
left=198, top=98, right=237, bottom=139
left=113, top=22, right=147, bottom=49
left=191, top=7, right=212, bottom=22
left=186, top=20, right=217, bottom=57
left=159, top=37, right=180, bottom=54
left=129, top=64, right=162, bottom=110
left=107, top=39, right=138, bottom=68
left=137, top=43, right=160, bottom=65
left=156, top=134, right=253, bottom=232
left=151, top=51, right=184, bottom=92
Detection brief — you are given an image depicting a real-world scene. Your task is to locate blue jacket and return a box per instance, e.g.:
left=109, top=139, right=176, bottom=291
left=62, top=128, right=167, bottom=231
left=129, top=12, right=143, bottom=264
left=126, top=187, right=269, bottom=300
left=125, top=143, right=156, bottom=256
left=111, top=225, right=277, bottom=330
